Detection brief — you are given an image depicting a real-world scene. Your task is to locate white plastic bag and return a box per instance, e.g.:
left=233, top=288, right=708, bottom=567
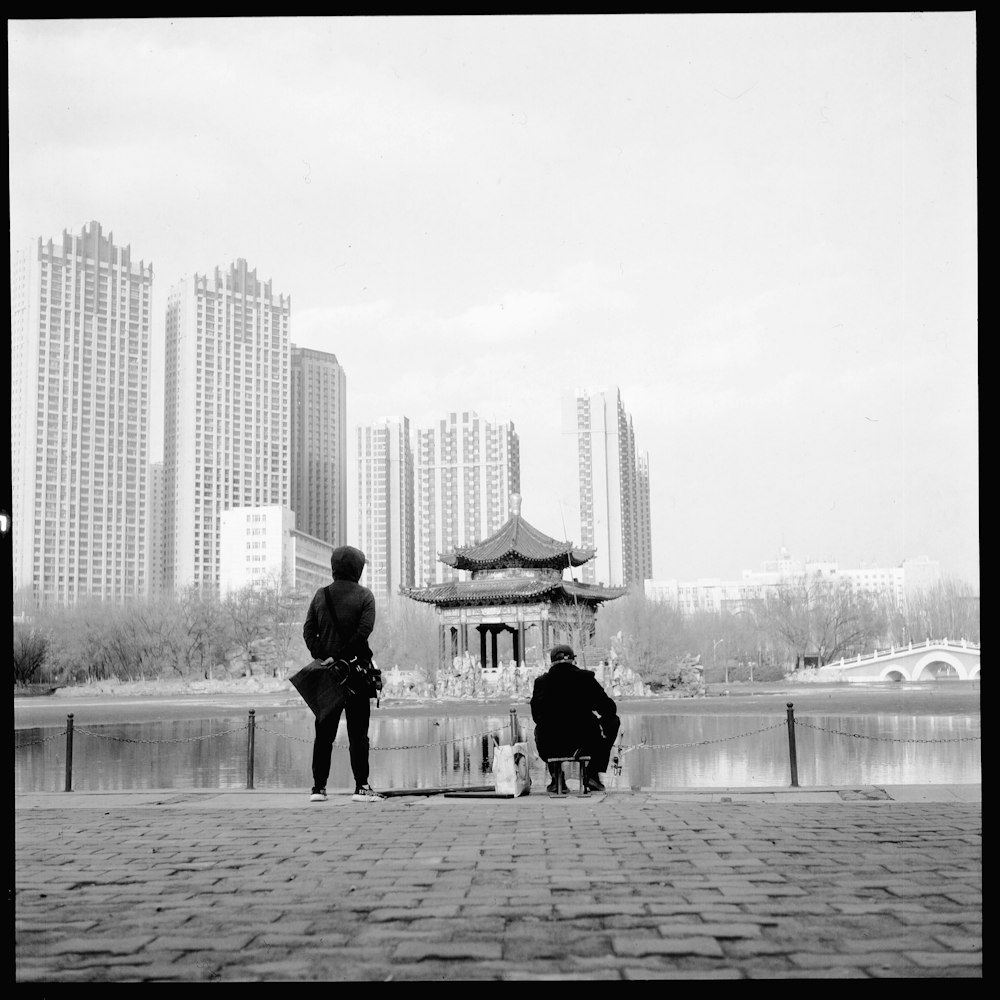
left=491, top=741, right=532, bottom=796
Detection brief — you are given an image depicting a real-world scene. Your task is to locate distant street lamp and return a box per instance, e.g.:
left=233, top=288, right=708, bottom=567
left=713, top=638, right=727, bottom=684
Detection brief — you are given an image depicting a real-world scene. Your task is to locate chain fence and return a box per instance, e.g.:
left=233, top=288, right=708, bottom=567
left=14, top=704, right=981, bottom=792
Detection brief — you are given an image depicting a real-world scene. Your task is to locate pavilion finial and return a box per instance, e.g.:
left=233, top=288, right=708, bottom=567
left=510, top=493, right=522, bottom=517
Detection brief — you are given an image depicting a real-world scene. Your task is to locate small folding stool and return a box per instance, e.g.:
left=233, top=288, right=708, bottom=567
left=548, top=756, right=591, bottom=796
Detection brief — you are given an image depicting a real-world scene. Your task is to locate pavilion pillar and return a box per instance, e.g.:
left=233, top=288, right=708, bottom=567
left=491, top=628, right=499, bottom=670
left=480, top=628, right=488, bottom=671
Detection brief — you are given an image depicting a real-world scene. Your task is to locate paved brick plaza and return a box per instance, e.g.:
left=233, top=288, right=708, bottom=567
left=15, top=787, right=982, bottom=981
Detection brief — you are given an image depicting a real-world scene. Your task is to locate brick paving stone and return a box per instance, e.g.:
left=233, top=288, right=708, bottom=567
left=839, top=936, right=937, bottom=954
left=503, top=970, right=624, bottom=980
left=612, top=936, right=725, bottom=958
left=554, top=903, right=648, bottom=918
left=747, top=967, right=867, bottom=979
left=790, top=951, right=916, bottom=969
left=657, top=922, right=762, bottom=938
left=368, top=905, right=461, bottom=920
left=906, top=951, right=983, bottom=969
left=624, top=968, right=744, bottom=980
left=42, top=935, right=157, bottom=955
left=893, top=911, right=982, bottom=925
left=724, top=940, right=798, bottom=957
left=932, top=934, right=982, bottom=951
left=743, top=902, right=837, bottom=915
left=393, top=941, right=503, bottom=961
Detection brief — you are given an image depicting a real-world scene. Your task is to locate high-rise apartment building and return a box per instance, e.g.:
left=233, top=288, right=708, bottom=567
left=290, top=346, right=347, bottom=548
left=636, top=450, right=653, bottom=581
left=561, top=386, right=652, bottom=588
left=415, top=411, right=520, bottom=586
left=147, top=460, right=167, bottom=599
left=162, top=259, right=290, bottom=594
left=357, top=417, right=415, bottom=603
left=11, top=221, right=152, bottom=603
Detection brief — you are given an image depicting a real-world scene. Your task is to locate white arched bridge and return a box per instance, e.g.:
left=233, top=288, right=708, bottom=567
left=814, top=638, right=980, bottom=683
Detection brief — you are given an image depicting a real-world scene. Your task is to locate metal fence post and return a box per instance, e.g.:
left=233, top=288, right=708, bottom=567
left=64, top=713, right=74, bottom=792
left=246, top=709, right=256, bottom=790
left=785, top=703, right=799, bottom=787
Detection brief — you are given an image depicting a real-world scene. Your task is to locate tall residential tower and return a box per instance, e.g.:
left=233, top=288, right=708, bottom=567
left=561, top=386, right=652, bottom=588
left=290, top=346, right=347, bottom=548
left=162, top=259, right=290, bottom=593
left=415, top=411, right=520, bottom=586
left=357, top=417, right=415, bottom=603
left=11, top=221, right=152, bottom=603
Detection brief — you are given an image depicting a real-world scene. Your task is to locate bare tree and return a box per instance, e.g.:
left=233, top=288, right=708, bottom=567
left=904, top=577, right=980, bottom=643
left=755, top=578, right=888, bottom=667
left=371, top=596, right=440, bottom=689
left=221, top=586, right=272, bottom=676
left=595, top=589, right=691, bottom=688
left=13, top=627, right=48, bottom=685
left=176, top=587, right=227, bottom=678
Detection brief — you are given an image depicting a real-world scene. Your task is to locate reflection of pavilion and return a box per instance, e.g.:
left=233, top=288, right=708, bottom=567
left=401, top=495, right=626, bottom=673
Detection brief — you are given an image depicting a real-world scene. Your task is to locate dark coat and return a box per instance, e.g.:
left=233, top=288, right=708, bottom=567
left=302, top=547, right=376, bottom=663
left=530, top=661, right=619, bottom=762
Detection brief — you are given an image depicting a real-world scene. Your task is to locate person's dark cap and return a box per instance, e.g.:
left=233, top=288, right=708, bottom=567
left=550, top=644, right=576, bottom=665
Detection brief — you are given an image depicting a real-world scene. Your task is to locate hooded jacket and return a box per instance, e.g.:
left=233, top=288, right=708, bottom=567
left=303, top=546, right=376, bottom=663
left=530, top=660, right=618, bottom=754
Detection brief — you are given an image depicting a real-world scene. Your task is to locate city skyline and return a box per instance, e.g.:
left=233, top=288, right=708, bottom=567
left=8, top=15, right=979, bottom=586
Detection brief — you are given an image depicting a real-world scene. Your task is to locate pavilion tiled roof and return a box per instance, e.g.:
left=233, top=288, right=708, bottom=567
left=439, top=512, right=595, bottom=571
left=400, top=576, right=627, bottom=607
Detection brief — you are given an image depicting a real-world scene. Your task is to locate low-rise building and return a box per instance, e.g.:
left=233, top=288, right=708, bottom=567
left=219, top=505, right=333, bottom=595
left=646, top=551, right=942, bottom=615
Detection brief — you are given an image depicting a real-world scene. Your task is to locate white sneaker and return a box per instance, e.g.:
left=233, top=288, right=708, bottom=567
left=352, top=784, right=385, bottom=802
left=309, top=789, right=327, bottom=802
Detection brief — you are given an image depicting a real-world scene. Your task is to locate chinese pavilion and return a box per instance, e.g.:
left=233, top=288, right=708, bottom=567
left=401, top=495, right=626, bottom=672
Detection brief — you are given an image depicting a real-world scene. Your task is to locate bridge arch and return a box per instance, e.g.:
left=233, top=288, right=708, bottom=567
left=880, top=668, right=907, bottom=682
left=912, top=650, right=969, bottom=681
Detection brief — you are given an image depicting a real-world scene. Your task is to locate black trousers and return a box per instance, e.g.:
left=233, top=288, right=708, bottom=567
left=535, top=714, right=621, bottom=773
left=311, top=692, right=371, bottom=790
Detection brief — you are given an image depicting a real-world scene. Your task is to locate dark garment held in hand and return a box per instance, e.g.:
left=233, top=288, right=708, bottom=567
left=530, top=661, right=620, bottom=773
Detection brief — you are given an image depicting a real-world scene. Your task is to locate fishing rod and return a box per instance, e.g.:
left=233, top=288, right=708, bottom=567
left=557, top=498, right=587, bottom=669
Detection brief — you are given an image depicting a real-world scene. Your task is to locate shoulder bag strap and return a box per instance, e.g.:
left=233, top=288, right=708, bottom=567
left=322, top=584, right=340, bottom=637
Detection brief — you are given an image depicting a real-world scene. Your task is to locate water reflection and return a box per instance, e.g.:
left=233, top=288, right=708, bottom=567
left=14, top=708, right=980, bottom=793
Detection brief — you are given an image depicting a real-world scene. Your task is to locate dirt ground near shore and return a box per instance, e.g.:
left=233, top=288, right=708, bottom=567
left=14, top=679, right=980, bottom=729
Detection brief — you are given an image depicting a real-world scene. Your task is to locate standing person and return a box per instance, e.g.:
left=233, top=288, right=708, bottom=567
left=530, top=644, right=620, bottom=792
left=302, top=545, right=384, bottom=803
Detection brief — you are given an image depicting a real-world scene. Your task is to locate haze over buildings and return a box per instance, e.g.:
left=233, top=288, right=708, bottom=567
left=8, top=16, right=978, bottom=596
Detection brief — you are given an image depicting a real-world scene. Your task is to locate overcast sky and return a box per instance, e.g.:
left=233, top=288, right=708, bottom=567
left=8, top=14, right=978, bottom=585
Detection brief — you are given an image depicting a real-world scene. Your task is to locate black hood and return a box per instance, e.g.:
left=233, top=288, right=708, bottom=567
left=330, top=545, right=366, bottom=582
